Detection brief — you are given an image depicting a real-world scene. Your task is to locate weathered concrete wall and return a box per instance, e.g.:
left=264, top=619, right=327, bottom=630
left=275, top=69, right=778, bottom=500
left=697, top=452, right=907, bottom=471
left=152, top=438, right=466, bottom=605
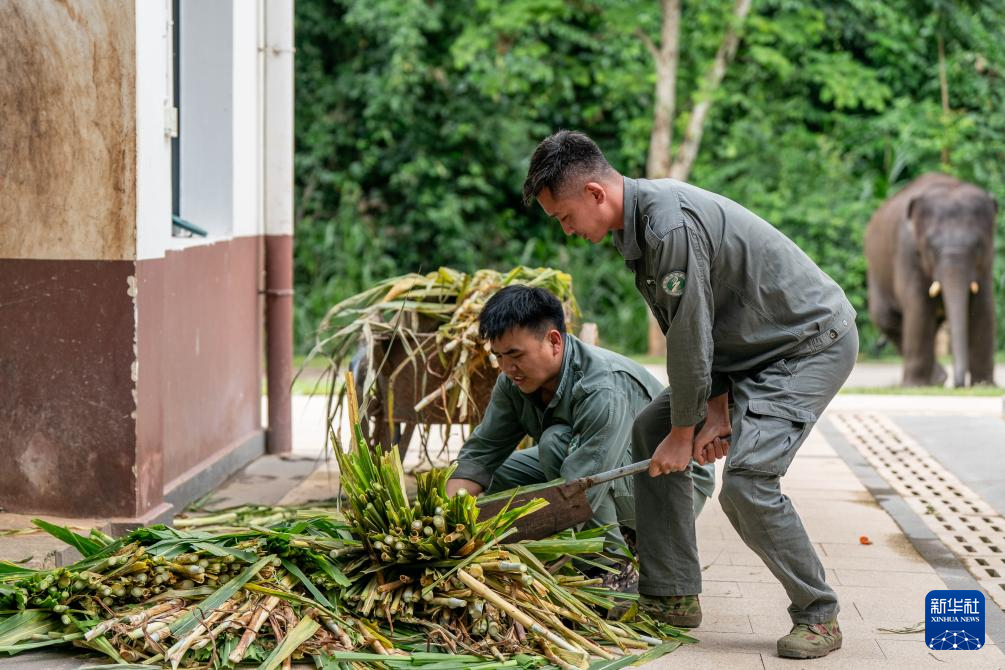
left=0, top=1, right=136, bottom=261
left=0, top=1, right=140, bottom=517
left=0, top=1, right=268, bottom=519
left=0, top=259, right=138, bottom=517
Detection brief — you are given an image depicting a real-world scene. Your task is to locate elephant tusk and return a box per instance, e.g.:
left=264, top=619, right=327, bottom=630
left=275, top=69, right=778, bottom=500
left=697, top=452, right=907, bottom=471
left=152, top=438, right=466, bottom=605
left=929, top=280, right=942, bottom=298
left=970, top=281, right=980, bottom=295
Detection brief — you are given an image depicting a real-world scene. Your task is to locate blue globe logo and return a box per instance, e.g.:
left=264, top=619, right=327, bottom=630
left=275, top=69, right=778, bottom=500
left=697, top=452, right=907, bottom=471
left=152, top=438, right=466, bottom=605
left=928, top=630, right=983, bottom=651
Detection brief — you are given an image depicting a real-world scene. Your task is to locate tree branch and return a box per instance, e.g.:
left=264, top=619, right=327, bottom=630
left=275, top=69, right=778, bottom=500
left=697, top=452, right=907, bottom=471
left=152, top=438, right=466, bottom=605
left=635, top=27, right=658, bottom=63
left=644, top=0, right=682, bottom=355
left=669, top=0, right=753, bottom=181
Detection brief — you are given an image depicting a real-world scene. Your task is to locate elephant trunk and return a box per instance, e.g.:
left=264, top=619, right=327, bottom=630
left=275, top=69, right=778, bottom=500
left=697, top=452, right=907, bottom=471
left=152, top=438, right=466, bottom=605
left=940, top=269, right=972, bottom=387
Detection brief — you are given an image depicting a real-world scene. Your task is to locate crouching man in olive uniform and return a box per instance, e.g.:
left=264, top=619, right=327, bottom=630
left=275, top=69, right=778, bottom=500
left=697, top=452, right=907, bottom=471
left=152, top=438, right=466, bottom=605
left=447, top=285, right=714, bottom=591
left=523, top=130, right=858, bottom=660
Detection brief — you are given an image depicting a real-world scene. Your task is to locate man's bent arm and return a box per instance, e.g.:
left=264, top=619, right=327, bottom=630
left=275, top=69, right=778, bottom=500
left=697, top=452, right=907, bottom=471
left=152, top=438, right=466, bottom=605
left=558, top=388, right=636, bottom=512
left=656, top=221, right=716, bottom=427
left=451, top=376, right=525, bottom=491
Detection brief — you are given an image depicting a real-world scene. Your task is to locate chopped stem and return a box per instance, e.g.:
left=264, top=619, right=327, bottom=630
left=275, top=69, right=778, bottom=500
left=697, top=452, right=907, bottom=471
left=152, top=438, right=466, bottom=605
left=456, top=569, right=583, bottom=656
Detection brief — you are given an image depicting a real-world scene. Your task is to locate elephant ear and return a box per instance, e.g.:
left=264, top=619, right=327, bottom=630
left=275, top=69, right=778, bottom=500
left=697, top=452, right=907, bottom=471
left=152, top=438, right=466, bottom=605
left=905, top=195, right=923, bottom=236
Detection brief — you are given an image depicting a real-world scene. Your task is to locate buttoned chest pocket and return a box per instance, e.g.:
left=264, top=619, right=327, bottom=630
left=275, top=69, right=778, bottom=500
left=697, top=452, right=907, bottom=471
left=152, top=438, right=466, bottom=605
left=642, top=256, right=671, bottom=332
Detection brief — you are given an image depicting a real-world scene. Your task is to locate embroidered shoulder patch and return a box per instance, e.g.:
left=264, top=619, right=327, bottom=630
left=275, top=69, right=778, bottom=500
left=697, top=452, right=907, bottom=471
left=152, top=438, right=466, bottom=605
left=661, top=271, right=686, bottom=297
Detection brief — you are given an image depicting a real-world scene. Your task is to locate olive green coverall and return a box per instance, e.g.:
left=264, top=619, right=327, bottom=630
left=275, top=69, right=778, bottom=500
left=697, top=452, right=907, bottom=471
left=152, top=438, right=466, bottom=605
left=615, top=177, right=858, bottom=624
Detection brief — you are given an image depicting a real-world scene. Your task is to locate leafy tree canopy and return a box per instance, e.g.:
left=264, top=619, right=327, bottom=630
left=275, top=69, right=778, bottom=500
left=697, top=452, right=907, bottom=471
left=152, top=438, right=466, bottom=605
left=294, top=0, right=1005, bottom=355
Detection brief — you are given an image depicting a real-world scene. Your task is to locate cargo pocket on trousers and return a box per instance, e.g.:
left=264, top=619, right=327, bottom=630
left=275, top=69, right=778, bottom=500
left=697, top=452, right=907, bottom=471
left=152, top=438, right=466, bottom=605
left=729, top=399, right=817, bottom=476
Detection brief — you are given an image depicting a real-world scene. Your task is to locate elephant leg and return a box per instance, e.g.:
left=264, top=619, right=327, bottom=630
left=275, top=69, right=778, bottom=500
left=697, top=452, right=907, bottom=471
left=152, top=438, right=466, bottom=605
left=900, top=298, right=939, bottom=387
left=928, top=317, right=947, bottom=386
left=969, top=284, right=997, bottom=386
left=930, top=356, right=948, bottom=386
left=867, top=278, right=903, bottom=354
left=871, top=304, right=903, bottom=354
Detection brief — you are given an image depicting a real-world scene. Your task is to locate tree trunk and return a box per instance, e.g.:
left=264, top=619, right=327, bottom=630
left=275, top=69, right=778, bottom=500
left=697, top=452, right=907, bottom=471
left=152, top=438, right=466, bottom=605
left=937, top=28, right=951, bottom=166
left=643, top=0, right=681, bottom=180
left=643, top=0, right=681, bottom=356
left=669, top=0, right=753, bottom=181
left=644, top=0, right=752, bottom=356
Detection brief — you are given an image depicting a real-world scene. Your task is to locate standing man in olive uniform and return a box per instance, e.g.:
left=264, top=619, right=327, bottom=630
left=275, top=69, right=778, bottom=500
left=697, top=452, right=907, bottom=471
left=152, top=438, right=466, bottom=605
left=523, top=130, right=858, bottom=660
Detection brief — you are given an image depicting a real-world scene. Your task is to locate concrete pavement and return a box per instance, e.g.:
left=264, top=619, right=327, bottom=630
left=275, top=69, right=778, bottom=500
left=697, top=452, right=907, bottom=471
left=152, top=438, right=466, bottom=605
left=277, top=388, right=1005, bottom=668
left=2, top=364, right=1005, bottom=668
left=654, top=408, right=1005, bottom=669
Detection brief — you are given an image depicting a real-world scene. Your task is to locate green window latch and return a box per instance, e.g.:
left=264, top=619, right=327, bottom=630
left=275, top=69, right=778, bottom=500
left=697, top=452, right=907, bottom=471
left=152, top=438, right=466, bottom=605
left=172, top=215, right=208, bottom=237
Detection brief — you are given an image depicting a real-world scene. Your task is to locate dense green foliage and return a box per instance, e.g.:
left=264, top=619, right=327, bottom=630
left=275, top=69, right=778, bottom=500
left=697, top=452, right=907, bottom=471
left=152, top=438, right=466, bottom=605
left=294, top=0, right=1005, bottom=355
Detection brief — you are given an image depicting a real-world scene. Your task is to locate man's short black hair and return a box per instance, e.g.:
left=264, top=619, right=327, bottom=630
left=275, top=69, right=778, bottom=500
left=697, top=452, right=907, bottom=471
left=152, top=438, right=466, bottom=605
left=522, top=130, right=615, bottom=206
left=479, top=285, right=566, bottom=341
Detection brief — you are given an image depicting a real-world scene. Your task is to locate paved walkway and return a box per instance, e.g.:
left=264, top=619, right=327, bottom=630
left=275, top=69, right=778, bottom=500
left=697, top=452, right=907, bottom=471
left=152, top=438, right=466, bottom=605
left=3, top=370, right=1004, bottom=668
left=278, top=390, right=1005, bottom=668
left=655, top=412, right=1004, bottom=669
left=840, top=362, right=1005, bottom=389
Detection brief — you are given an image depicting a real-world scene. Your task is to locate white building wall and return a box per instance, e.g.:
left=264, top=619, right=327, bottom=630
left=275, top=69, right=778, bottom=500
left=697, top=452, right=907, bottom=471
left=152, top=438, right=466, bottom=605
left=135, top=0, right=264, bottom=261
left=135, top=0, right=174, bottom=261
left=232, top=2, right=263, bottom=239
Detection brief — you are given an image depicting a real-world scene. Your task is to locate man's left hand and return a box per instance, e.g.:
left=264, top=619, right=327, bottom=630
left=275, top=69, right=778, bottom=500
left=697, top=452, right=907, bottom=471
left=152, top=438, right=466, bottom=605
left=446, top=478, right=484, bottom=497
left=693, top=392, right=731, bottom=465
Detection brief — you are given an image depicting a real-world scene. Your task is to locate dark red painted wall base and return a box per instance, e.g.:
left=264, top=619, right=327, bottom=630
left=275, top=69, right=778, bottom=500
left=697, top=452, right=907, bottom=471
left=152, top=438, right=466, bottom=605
left=1, top=236, right=264, bottom=518
left=0, top=259, right=138, bottom=516
left=138, top=236, right=263, bottom=485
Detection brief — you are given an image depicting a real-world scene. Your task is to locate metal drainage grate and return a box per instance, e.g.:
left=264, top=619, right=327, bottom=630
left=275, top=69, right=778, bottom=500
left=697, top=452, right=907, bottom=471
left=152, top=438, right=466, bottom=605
left=831, top=412, right=1005, bottom=610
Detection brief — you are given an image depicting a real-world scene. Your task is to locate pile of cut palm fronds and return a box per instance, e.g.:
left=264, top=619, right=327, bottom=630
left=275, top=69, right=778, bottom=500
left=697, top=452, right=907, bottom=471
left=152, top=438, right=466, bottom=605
left=306, top=266, right=579, bottom=449
left=0, top=398, right=693, bottom=668
left=0, top=516, right=689, bottom=669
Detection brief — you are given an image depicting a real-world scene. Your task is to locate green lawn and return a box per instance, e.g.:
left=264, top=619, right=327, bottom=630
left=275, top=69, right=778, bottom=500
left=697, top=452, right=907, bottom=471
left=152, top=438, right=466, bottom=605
left=292, top=354, right=333, bottom=395
left=629, top=354, right=666, bottom=366
left=260, top=355, right=334, bottom=396
left=839, top=385, right=1002, bottom=397
left=290, top=373, right=334, bottom=396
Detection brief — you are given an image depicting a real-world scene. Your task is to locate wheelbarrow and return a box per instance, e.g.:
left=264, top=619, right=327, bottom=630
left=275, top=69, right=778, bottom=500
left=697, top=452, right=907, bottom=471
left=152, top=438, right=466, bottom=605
left=350, top=322, right=601, bottom=460
left=476, top=459, right=652, bottom=542
left=350, top=331, right=499, bottom=460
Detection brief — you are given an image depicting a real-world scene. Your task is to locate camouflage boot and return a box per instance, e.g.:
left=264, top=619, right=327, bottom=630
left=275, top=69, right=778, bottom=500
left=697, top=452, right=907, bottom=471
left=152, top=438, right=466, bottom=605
left=600, top=561, right=639, bottom=593
left=777, top=619, right=842, bottom=659
left=639, top=594, right=702, bottom=628
left=601, top=562, right=639, bottom=620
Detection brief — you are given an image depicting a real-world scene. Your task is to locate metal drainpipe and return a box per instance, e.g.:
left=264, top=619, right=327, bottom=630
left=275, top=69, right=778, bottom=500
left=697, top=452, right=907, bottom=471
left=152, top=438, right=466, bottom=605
left=262, top=0, right=294, bottom=454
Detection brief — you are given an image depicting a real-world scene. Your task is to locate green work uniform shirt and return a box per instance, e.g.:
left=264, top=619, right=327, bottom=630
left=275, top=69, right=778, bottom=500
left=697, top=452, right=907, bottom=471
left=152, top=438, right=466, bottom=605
left=453, top=334, right=717, bottom=512
left=614, top=177, right=857, bottom=427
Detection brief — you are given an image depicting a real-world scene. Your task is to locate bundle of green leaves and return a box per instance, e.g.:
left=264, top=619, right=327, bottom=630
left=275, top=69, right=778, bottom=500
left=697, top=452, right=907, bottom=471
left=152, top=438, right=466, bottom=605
left=0, top=407, right=691, bottom=669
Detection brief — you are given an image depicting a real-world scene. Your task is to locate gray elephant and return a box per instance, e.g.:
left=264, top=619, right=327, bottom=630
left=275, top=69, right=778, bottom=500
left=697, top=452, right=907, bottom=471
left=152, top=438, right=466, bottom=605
left=865, top=173, right=997, bottom=387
